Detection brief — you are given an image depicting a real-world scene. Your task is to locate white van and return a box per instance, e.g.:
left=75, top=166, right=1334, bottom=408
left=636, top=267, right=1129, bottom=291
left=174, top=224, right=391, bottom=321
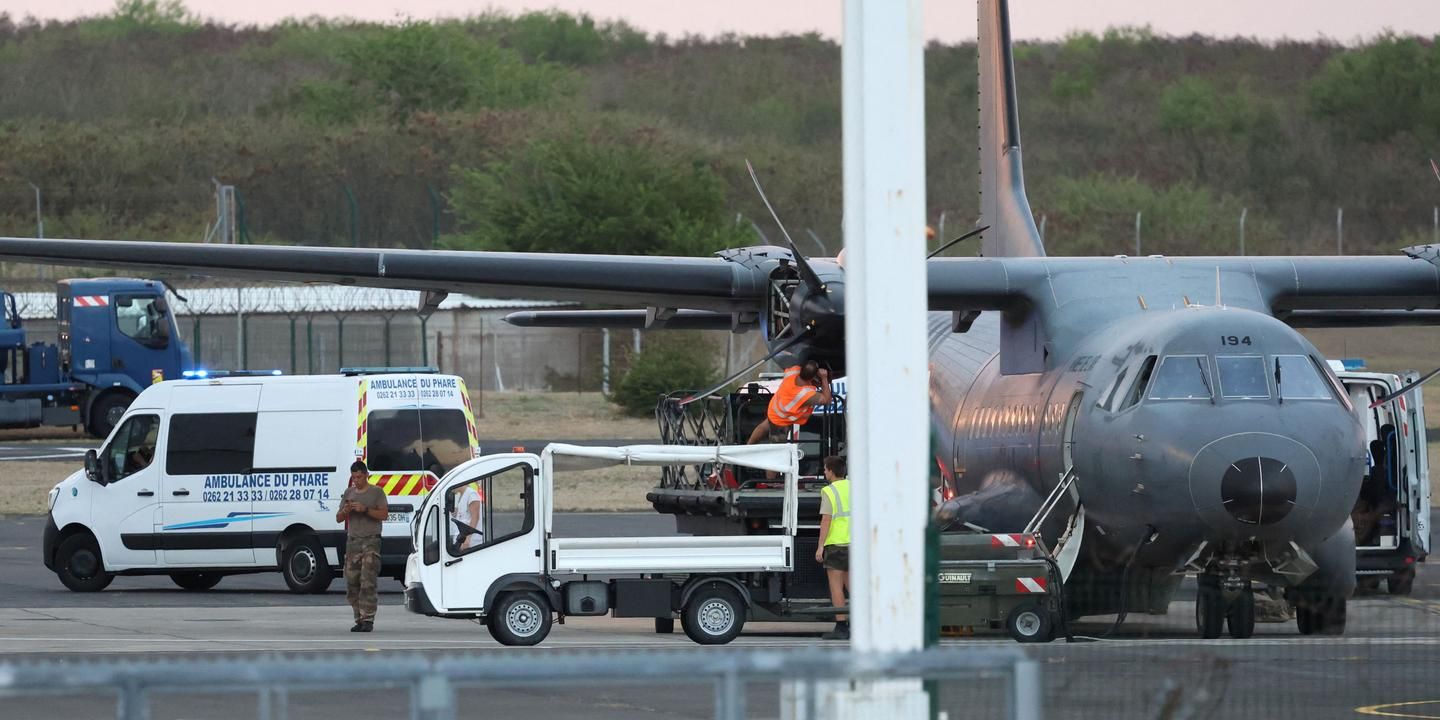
left=42, top=369, right=479, bottom=593
left=1332, top=361, right=1431, bottom=594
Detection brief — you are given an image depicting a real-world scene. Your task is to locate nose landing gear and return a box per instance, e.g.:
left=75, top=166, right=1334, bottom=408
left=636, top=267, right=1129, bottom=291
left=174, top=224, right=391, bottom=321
left=1195, top=573, right=1255, bottom=639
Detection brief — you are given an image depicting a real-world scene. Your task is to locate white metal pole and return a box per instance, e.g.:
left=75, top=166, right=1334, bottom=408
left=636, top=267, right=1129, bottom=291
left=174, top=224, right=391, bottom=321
left=1134, top=211, right=1142, bottom=255
left=843, top=0, right=928, bottom=660
left=1337, top=207, right=1344, bottom=255
left=1239, top=207, right=1247, bottom=256
left=601, top=328, right=611, bottom=395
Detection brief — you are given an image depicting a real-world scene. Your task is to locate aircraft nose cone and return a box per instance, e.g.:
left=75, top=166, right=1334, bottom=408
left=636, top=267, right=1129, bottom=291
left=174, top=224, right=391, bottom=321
left=1220, top=456, right=1298, bottom=526
left=1189, top=433, right=1319, bottom=539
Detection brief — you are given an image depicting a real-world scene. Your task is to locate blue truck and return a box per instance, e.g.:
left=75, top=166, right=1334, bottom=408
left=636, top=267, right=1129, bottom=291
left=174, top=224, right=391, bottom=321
left=0, top=278, right=191, bottom=438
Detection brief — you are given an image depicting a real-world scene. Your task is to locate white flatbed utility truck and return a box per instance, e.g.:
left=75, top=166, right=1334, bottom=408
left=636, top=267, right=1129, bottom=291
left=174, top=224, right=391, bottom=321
left=403, top=443, right=800, bottom=646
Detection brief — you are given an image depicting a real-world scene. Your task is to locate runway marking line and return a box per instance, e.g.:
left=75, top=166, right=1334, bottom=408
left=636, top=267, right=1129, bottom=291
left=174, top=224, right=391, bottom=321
left=1356, top=700, right=1440, bottom=718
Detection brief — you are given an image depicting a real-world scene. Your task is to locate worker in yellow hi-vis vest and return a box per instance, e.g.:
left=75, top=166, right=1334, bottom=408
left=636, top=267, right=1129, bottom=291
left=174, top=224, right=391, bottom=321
left=815, top=455, right=850, bottom=640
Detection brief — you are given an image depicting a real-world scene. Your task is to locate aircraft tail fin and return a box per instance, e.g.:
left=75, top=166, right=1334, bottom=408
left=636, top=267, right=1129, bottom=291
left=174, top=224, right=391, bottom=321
left=978, top=0, right=1045, bottom=258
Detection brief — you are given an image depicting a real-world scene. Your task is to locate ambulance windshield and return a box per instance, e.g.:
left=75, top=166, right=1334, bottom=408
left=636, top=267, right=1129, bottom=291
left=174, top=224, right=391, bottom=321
left=367, top=409, right=471, bottom=477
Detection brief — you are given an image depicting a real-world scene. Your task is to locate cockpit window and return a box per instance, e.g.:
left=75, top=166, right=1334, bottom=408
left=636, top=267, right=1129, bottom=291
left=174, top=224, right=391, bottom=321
left=1275, top=355, right=1333, bottom=400
left=1217, top=356, right=1270, bottom=399
left=1118, top=356, right=1157, bottom=410
left=1148, top=355, right=1213, bottom=401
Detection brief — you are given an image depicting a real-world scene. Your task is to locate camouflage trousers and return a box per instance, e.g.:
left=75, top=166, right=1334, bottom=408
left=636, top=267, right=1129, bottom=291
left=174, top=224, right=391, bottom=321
left=345, top=535, right=381, bottom=623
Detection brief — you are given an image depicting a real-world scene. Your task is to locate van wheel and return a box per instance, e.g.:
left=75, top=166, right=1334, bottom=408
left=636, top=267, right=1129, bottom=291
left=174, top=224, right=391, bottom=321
left=487, top=591, right=553, bottom=646
left=56, top=534, right=113, bottom=592
left=1006, top=601, right=1054, bottom=643
left=682, top=584, right=746, bottom=645
left=281, top=536, right=333, bottom=594
left=87, top=393, right=132, bottom=439
left=170, top=572, right=223, bottom=591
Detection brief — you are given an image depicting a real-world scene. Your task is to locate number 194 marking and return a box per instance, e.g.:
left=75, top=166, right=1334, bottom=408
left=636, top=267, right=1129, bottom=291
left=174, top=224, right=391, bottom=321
left=1221, top=335, right=1252, bottom=346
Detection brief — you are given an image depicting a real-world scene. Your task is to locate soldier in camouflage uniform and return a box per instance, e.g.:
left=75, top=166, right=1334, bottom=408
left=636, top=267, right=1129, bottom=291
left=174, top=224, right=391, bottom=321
left=337, top=460, right=387, bottom=632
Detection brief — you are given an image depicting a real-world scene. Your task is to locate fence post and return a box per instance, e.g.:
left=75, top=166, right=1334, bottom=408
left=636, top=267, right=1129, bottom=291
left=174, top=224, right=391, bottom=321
left=1134, top=211, right=1142, bottom=255
left=1239, top=207, right=1247, bottom=256
left=1433, top=207, right=1437, bottom=244
left=412, top=675, right=455, bottom=720
left=1012, top=658, right=1041, bottom=720
left=343, top=185, right=359, bottom=248
left=236, top=287, right=246, bottom=370
left=288, top=316, right=297, bottom=374
left=602, top=328, right=611, bottom=395
left=382, top=314, right=393, bottom=367
left=335, top=315, right=346, bottom=370
left=1336, top=207, right=1344, bottom=255
left=192, top=317, right=203, bottom=367
left=117, top=681, right=150, bottom=720
left=427, top=185, right=442, bottom=249
left=306, top=316, right=314, bottom=374
left=420, top=315, right=430, bottom=367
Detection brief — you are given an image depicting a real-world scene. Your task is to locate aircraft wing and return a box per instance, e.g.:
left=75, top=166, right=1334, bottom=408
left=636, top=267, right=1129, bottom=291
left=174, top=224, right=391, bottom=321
left=0, top=237, right=766, bottom=312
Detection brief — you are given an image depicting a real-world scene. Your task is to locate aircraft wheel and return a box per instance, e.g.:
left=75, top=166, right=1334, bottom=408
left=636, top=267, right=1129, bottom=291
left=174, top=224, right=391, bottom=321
left=1195, top=578, right=1225, bottom=639
left=487, top=591, right=553, bottom=646
left=1389, top=568, right=1416, bottom=596
left=1295, top=595, right=1346, bottom=636
left=1006, top=601, right=1054, bottom=643
left=1226, top=588, right=1255, bottom=639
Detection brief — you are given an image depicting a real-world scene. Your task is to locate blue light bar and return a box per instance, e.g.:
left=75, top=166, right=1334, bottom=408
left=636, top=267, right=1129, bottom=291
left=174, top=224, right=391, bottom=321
left=1340, top=358, right=1367, bottom=371
left=180, top=369, right=283, bottom=379
left=340, top=366, right=439, bottom=376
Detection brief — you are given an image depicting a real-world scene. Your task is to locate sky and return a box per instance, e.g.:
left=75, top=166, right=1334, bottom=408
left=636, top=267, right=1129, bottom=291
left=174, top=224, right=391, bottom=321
left=7, top=0, right=1440, bottom=44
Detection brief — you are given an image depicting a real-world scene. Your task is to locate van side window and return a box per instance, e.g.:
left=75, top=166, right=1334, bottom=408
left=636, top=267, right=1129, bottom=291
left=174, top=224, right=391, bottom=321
left=166, top=413, right=257, bottom=475
left=106, top=414, right=159, bottom=481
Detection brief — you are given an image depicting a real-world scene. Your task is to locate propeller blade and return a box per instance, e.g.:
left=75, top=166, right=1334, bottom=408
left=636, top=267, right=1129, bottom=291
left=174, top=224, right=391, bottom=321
left=927, top=224, right=991, bottom=259
left=1369, top=366, right=1440, bottom=409
left=677, top=329, right=812, bottom=406
left=745, top=160, right=826, bottom=292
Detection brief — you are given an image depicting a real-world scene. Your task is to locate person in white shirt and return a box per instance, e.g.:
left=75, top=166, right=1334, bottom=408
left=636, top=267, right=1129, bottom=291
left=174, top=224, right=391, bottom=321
left=449, top=482, right=484, bottom=551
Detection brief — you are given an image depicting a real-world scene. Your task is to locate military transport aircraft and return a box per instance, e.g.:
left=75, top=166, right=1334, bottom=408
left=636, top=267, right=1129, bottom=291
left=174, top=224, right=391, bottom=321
left=2, top=0, right=1439, bottom=638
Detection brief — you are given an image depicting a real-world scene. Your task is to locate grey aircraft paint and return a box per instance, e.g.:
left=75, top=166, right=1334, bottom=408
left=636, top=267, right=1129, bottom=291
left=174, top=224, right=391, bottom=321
left=2, top=0, right=1440, bottom=634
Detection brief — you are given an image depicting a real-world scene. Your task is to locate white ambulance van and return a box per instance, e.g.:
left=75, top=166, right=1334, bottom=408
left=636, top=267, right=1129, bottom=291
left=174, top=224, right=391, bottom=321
left=1330, top=360, right=1431, bottom=594
left=42, top=369, right=479, bottom=593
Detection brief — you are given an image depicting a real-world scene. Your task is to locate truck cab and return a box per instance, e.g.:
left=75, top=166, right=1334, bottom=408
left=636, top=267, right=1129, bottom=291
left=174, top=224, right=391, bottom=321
left=0, top=278, right=189, bottom=437
left=57, top=279, right=190, bottom=435
left=1332, top=361, right=1431, bottom=594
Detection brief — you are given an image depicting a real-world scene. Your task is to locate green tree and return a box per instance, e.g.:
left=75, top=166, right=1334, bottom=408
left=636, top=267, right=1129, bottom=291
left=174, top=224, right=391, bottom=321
left=1307, top=34, right=1440, bottom=143
left=445, top=126, right=749, bottom=255
left=291, top=22, right=574, bottom=124
left=1158, top=78, right=1256, bottom=181
left=611, top=334, right=718, bottom=417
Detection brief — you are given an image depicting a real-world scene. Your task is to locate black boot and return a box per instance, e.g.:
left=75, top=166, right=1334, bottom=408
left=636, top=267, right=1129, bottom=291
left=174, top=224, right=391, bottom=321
left=821, top=621, right=850, bottom=640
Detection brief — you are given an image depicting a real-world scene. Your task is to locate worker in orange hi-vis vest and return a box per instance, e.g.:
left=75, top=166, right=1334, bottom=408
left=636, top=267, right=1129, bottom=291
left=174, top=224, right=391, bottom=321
left=747, top=360, right=834, bottom=444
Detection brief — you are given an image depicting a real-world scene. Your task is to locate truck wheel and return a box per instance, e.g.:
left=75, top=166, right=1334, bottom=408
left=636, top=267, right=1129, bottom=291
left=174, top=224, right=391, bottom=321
left=487, top=591, right=553, bottom=646
left=56, top=534, right=113, bottom=592
left=281, top=536, right=333, bottom=594
left=655, top=617, right=675, bottom=634
left=170, top=572, right=223, bottom=591
left=87, top=393, right=132, bottom=439
left=1006, top=601, right=1054, bottom=643
left=1389, top=568, right=1416, bottom=596
left=682, top=584, right=746, bottom=645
